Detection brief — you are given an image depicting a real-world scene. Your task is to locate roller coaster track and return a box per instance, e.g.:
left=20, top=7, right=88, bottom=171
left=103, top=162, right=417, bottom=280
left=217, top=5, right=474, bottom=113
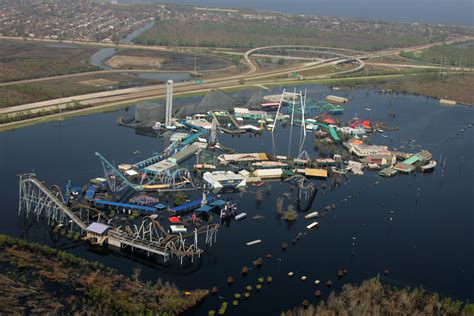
left=69, top=202, right=119, bottom=228
left=18, top=173, right=220, bottom=264
left=19, top=174, right=87, bottom=231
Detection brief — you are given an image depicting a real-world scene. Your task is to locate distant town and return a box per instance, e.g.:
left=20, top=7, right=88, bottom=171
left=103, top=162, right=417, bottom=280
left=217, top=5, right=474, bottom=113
left=1, top=0, right=471, bottom=46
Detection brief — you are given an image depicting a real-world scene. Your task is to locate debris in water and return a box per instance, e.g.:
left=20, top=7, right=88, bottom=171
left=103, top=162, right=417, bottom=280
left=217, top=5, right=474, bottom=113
left=253, top=257, right=263, bottom=267
left=246, top=239, right=262, bottom=246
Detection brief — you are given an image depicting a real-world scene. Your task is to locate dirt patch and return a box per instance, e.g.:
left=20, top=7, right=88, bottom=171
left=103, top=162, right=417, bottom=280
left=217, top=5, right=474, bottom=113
left=105, top=55, right=164, bottom=69
left=115, top=49, right=235, bottom=71
left=80, top=78, right=118, bottom=87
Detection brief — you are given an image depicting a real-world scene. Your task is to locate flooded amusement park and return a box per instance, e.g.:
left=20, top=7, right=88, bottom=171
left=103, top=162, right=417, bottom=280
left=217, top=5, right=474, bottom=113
left=1, top=84, right=473, bottom=315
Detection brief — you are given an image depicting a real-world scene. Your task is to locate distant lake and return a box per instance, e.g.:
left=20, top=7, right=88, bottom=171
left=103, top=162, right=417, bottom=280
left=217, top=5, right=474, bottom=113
left=118, top=0, right=473, bottom=27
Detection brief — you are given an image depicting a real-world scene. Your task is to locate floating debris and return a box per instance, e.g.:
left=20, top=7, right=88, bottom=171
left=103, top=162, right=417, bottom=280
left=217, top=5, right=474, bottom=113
left=246, top=239, right=262, bottom=246
left=252, top=215, right=264, bottom=220
left=253, top=257, right=263, bottom=267
left=314, top=279, right=321, bottom=285
left=305, top=211, right=319, bottom=219
left=288, top=272, right=294, bottom=277
left=301, top=276, right=307, bottom=281
left=326, top=280, right=333, bottom=288
left=266, top=253, right=272, bottom=259
left=211, top=286, right=218, bottom=295
left=227, top=276, right=234, bottom=285
left=235, top=213, right=247, bottom=221
left=242, top=266, right=249, bottom=276
left=307, top=222, right=319, bottom=229
left=315, top=290, right=322, bottom=298
left=337, top=270, right=344, bottom=279
left=282, top=243, right=288, bottom=251
left=266, top=276, right=273, bottom=283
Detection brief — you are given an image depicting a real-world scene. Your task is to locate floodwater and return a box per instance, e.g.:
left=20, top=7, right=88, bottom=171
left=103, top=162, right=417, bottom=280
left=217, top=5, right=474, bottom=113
left=120, top=21, right=155, bottom=44
left=90, top=47, right=116, bottom=69
left=89, top=21, right=155, bottom=69
left=90, top=22, right=155, bottom=69
left=89, top=21, right=191, bottom=82
left=0, top=85, right=473, bottom=315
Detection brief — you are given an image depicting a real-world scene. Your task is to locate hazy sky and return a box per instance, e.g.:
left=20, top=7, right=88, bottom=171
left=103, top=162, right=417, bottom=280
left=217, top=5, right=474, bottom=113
left=137, top=0, right=473, bottom=26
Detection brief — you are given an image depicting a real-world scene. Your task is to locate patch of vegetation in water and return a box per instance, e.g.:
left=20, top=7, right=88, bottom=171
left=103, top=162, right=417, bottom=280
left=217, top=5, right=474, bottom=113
left=283, top=277, right=474, bottom=315
left=0, top=234, right=208, bottom=315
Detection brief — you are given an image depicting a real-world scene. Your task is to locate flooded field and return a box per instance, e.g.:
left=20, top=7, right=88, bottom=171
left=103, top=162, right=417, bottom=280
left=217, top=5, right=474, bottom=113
left=0, top=85, right=472, bottom=314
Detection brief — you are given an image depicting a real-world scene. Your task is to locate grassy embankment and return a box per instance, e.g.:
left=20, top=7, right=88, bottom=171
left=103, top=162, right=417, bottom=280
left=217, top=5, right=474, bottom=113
left=400, top=41, right=474, bottom=67
left=0, top=73, right=161, bottom=109
left=133, top=20, right=454, bottom=51
left=0, top=40, right=99, bottom=83
left=284, top=277, right=473, bottom=315
left=0, top=234, right=208, bottom=315
left=335, top=72, right=474, bottom=105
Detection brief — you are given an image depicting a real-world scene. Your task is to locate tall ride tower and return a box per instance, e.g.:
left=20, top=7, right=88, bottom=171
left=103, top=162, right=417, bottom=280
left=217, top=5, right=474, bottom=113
left=165, top=79, right=173, bottom=127
left=209, top=118, right=218, bottom=147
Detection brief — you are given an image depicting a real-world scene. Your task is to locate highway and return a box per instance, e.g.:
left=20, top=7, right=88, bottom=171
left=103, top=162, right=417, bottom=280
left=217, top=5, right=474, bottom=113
left=0, top=64, right=237, bottom=87
left=366, top=62, right=474, bottom=71
left=1, top=36, right=472, bottom=125
left=0, top=51, right=362, bottom=115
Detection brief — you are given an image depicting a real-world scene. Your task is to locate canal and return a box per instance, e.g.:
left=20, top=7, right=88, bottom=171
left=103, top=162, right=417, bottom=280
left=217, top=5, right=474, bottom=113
left=0, top=85, right=472, bottom=315
left=89, top=21, right=192, bottom=82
